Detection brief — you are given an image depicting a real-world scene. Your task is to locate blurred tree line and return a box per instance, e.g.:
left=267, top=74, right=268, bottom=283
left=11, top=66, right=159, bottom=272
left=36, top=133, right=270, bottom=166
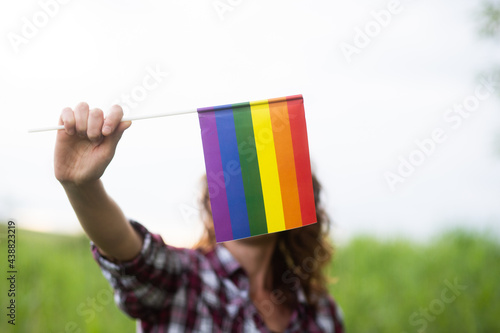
left=478, top=1, right=500, bottom=37
left=477, top=1, right=500, bottom=154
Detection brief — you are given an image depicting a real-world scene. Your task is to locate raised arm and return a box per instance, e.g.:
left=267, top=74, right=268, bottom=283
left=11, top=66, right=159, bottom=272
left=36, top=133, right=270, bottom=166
left=54, top=102, right=142, bottom=261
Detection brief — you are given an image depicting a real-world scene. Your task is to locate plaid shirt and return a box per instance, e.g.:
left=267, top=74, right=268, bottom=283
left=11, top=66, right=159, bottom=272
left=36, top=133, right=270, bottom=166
left=92, top=221, right=344, bottom=332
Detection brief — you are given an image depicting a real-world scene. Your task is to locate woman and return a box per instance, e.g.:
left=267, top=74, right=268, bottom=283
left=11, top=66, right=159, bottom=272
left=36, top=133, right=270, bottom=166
left=55, top=102, right=344, bottom=332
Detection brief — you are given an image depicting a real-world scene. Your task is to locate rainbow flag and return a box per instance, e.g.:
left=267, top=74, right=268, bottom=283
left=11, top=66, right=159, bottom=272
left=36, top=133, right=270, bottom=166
left=197, top=95, right=316, bottom=242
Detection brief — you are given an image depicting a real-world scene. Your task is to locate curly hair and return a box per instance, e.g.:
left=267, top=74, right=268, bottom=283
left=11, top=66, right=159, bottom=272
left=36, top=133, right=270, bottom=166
left=194, top=173, right=334, bottom=308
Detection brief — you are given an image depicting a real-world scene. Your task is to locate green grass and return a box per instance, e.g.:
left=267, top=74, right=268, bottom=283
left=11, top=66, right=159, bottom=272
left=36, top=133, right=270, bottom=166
left=328, top=230, right=500, bottom=333
left=1, top=225, right=499, bottom=332
left=0, top=228, right=135, bottom=333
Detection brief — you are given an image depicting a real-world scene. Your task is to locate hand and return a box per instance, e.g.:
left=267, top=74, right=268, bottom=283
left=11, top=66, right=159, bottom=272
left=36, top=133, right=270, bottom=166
left=54, top=102, right=131, bottom=186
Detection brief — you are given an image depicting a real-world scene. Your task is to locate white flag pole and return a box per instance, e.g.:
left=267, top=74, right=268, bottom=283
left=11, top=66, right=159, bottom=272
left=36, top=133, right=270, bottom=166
left=28, top=108, right=199, bottom=133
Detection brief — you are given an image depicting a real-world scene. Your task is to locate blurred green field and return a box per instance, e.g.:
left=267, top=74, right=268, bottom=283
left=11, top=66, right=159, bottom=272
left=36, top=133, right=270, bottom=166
left=1, top=225, right=499, bottom=333
left=328, top=229, right=500, bottom=333
left=0, top=227, right=136, bottom=333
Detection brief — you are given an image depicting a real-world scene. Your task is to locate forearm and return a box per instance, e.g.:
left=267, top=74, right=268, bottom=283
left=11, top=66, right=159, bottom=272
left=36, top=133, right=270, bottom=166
left=62, top=180, right=142, bottom=261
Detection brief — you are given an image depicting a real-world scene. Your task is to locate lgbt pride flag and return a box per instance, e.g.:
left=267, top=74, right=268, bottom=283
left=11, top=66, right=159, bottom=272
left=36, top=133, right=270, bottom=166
left=198, top=95, right=316, bottom=242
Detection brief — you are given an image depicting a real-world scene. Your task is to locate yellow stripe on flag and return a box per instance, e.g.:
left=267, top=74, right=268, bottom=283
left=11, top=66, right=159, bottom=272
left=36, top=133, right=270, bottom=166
left=250, top=100, right=286, bottom=233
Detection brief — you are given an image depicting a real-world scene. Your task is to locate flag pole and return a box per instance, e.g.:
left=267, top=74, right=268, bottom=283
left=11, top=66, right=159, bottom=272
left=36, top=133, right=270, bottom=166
left=28, top=108, right=199, bottom=133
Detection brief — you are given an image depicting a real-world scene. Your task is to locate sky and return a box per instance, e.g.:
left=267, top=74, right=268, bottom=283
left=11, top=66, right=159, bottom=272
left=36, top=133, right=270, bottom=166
left=1, top=0, right=499, bottom=247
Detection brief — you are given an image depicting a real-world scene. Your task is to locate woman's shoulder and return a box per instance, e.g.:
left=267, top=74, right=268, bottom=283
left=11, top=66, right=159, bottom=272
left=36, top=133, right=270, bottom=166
left=314, top=292, right=345, bottom=333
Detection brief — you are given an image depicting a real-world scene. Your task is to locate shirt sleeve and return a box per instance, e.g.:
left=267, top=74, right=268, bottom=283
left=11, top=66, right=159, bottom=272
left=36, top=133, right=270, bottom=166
left=91, top=220, right=200, bottom=322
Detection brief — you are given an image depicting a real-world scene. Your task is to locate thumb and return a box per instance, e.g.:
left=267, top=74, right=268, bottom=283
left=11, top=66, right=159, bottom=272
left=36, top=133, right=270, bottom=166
left=101, top=120, right=132, bottom=153
left=115, top=120, right=132, bottom=139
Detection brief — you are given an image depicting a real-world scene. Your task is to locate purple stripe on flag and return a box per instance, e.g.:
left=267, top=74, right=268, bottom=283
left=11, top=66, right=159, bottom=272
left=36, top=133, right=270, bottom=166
left=198, top=107, right=233, bottom=242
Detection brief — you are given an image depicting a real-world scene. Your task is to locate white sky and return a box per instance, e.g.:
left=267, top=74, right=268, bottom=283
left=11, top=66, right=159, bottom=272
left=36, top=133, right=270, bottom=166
left=1, top=0, right=499, bottom=246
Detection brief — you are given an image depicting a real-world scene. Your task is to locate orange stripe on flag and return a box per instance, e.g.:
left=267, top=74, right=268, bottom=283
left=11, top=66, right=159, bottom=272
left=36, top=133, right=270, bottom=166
left=269, top=98, right=303, bottom=230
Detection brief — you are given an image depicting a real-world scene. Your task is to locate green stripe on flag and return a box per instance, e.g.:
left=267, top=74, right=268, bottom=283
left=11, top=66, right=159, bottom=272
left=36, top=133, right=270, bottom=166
left=232, top=102, right=268, bottom=236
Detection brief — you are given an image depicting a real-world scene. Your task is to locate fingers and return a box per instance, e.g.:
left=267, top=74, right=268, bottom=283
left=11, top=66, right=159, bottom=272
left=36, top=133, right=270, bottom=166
left=87, top=108, right=104, bottom=143
left=59, top=107, right=76, bottom=135
left=58, top=103, right=129, bottom=141
left=102, top=105, right=124, bottom=136
left=74, top=102, right=90, bottom=137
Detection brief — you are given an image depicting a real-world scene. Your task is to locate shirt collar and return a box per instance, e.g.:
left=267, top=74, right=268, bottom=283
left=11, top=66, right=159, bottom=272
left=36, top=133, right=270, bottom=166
left=212, top=245, right=309, bottom=302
